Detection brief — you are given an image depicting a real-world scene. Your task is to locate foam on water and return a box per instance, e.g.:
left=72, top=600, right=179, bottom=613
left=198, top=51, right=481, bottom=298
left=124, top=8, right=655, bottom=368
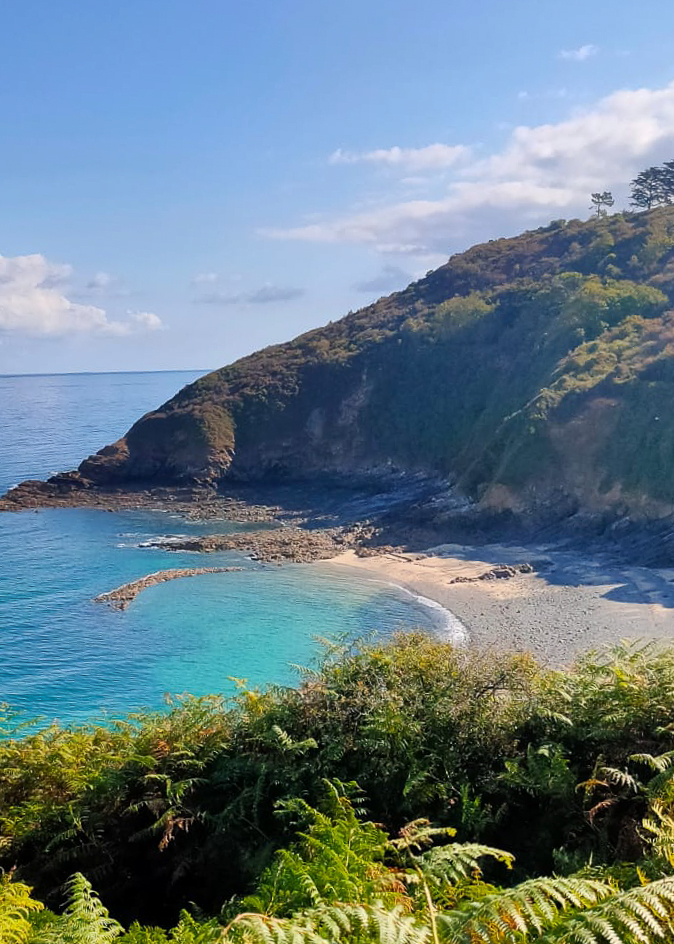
left=393, top=585, right=468, bottom=643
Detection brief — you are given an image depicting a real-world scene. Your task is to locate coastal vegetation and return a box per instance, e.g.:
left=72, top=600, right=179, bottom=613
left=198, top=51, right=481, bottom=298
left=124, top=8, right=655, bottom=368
left=6, top=636, right=674, bottom=941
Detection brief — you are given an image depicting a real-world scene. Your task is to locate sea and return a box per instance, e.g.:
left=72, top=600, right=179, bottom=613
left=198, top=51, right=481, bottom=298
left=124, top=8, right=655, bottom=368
left=0, top=371, right=462, bottom=726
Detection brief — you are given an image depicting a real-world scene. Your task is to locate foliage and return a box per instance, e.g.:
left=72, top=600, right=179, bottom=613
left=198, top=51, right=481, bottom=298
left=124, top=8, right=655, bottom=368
left=34, top=873, right=123, bottom=943
left=18, top=804, right=674, bottom=944
left=630, top=165, right=674, bottom=210
left=76, top=205, right=674, bottom=516
left=4, top=638, right=674, bottom=930
left=3, top=640, right=674, bottom=940
left=238, top=781, right=402, bottom=916
left=590, top=192, right=615, bottom=217
left=0, top=873, right=43, bottom=944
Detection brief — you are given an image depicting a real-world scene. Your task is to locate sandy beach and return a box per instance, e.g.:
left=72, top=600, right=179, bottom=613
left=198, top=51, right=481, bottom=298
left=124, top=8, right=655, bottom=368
left=328, top=545, right=674, bottom=664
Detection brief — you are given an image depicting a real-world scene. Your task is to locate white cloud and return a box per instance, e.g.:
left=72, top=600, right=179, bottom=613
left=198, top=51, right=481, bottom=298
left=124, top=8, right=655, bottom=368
left=329, top=144, right=470, bottom=172
left=559, top=44, right=598, bottom=61
left=263, top=80, right=674, bottom=255
left=0, top=254, right=163, bottom=337
left=129, top=311, right=163, bottom=331
left=98, top=310, right=165, bottom=337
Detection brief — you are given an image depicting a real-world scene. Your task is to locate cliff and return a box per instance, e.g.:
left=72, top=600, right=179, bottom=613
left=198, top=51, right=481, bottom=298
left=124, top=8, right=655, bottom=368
left=17, top=209, right=674, bottom=521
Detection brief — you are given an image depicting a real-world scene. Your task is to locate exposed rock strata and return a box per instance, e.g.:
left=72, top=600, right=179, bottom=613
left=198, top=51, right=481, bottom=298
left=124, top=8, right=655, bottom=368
left=0, top=479, right=280, bottom=522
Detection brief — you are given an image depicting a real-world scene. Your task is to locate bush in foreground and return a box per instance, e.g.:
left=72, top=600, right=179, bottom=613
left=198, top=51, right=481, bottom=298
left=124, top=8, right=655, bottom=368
left=3, top=636, right=674, bottom=930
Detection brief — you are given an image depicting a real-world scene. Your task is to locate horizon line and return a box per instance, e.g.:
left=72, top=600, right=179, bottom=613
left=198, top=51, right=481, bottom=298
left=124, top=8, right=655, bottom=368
left=0, top=368, right=212, bottom=378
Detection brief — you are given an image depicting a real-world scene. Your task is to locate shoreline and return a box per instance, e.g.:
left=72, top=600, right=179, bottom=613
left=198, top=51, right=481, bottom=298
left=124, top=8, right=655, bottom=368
left=5, top=480, right=674, bottom=664
left=326, top=548, right=674, bottom=664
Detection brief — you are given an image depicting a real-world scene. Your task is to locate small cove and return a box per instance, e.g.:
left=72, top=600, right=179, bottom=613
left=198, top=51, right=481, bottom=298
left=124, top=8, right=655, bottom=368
left=0, top=506, right=450, bottom=723
left=0, top=371, right=464, bottom=724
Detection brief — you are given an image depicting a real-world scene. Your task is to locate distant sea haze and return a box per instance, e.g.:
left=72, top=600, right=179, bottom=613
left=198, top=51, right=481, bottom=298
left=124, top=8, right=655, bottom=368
left=0, top=371, right=446, bottom=723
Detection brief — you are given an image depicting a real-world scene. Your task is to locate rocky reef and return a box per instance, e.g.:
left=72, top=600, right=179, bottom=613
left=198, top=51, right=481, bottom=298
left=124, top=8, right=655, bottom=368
left=95, top=567, right=244, bottom=610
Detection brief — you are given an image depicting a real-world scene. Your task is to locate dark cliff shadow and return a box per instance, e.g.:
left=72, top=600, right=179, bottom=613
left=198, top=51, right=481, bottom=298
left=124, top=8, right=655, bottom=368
left=222, top=477, right=445, bottom=529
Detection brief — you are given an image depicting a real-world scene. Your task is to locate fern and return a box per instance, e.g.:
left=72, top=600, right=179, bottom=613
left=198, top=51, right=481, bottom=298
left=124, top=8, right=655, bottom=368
left=38, top=872, right=123, bottom=944
left=413, top=844, right=514, bottom=887
left=437, top=876, right=611, bottom=943
left=630, top=753, right=674, bottom=775
left=224, top=902, right=429, bottom=944
left=240, top=783, right=401, bottom=917
left=600, top=767, right=639, bottom=793
left=642, top=803, right=674, bottom=870
left=0, top=873, right=43, bottom=944
left=227, top=878, right=674, bottom=944
left=540, top=876, right=674, bottom=944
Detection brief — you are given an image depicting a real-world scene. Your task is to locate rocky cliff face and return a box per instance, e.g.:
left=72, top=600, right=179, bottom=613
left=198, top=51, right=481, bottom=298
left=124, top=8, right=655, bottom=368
left=52, top=209, right=674, bottom=520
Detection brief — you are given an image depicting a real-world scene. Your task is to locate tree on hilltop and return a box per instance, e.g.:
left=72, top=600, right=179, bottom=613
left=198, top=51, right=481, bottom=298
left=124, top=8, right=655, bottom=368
left=661, top=160, right=674, bottom=199
left=590, top=191, right=615, bottom=217
left=630, top=166, right=670, bottom=209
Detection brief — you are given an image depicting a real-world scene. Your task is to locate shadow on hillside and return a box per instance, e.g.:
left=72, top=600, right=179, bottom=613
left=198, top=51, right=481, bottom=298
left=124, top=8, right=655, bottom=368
left=224, top=478, right=445, bottom=528
left=223, top=483, right=674, bottom=611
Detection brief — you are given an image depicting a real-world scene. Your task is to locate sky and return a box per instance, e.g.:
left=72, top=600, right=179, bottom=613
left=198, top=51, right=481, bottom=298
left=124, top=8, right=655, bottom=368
left=2, top=0, right=674, bottom=374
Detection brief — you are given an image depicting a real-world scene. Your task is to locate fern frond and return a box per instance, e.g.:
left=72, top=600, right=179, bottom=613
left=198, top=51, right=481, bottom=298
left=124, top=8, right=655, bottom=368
left=630, top=753, right=674, bottom=774
left=641, top=804, right=674, bottom=868
left=542, top=876, right=674, bottom=944
left=40, top=872, right=123, bottom=944
left=0, top=874, right=43, bottom=944
left=600, top=768, right=639, bottom=793
left=225, top=902, right=429, bottom=944
left=393, top=820, right=456, bottom=854
left=437, top=876, right=611, bottom=944
left=415, top=843, right=514, bottom=886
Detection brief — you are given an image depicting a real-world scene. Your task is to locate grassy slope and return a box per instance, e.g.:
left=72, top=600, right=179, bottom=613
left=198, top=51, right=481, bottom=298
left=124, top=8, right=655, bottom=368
left=80, top=209, right=674, bottom=513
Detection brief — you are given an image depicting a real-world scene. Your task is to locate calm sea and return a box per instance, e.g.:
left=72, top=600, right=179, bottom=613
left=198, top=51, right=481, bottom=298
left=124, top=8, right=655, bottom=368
left=0, top=371, right=448, bottom=724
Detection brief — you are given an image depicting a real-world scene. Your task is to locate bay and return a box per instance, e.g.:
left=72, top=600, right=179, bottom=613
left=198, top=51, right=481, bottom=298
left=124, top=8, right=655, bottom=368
left=0, top=371, right=444, bottom=723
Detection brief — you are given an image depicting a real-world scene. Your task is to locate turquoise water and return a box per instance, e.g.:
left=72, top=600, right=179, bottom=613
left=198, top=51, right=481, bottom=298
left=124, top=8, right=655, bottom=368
left=0, top=372, right=443, bottom=724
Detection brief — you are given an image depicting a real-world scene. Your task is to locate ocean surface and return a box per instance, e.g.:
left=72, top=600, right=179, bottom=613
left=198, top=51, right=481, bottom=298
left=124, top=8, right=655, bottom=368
left=0, top=371, right=453, bottom=724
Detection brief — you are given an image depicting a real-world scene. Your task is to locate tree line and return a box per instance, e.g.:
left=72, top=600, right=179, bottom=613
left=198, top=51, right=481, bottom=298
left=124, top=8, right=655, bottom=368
left=590, top=160, right=674, bottom=217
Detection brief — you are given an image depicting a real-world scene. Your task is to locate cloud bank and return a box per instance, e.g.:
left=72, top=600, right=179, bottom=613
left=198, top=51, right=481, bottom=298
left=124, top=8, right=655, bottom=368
left=264, top=80, right=674, bottom=257
left=330, top=144, right=470, bottom=172
left=0, top=254, right=163, bottom=337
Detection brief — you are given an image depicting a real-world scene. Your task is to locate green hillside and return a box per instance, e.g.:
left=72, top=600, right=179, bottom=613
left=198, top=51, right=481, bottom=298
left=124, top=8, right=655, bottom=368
left=78, top=208, right=674, bottom=517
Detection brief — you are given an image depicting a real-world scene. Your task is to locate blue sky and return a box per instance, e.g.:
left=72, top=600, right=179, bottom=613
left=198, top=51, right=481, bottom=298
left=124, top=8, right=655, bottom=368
left=3, top=0, right=674, bottom=374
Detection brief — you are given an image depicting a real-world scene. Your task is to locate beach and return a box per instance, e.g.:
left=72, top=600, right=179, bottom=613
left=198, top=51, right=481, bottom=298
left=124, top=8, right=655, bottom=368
left=328, top=545, right=674, bottom=664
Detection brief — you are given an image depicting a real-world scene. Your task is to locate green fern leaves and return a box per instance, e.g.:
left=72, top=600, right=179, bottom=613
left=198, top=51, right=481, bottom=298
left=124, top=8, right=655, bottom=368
left=39, top=873, right=123, bottom=944
left=0, top=873, right=43, bottom=944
